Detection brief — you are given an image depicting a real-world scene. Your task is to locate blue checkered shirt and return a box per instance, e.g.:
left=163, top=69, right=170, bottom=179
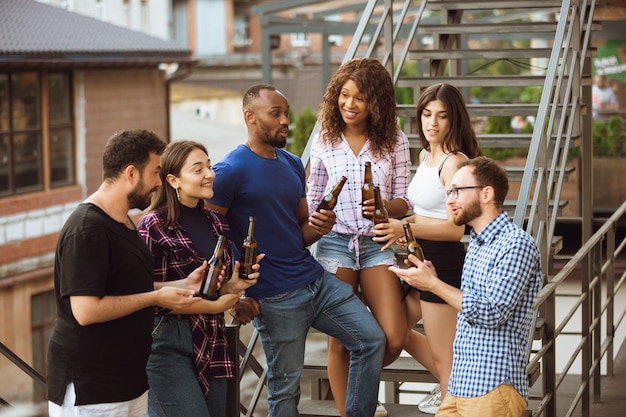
left=448, top=212, right=542, bottom=401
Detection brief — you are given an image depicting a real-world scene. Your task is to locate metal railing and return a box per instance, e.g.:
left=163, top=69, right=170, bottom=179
left=0, top=342, right=46, bottom=408
left=527, top=201, right=626, bottom=417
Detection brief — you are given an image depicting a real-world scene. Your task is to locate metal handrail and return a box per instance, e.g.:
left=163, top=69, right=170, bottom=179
left=0, top=341, right=46, bottom=407
left=527, top=200, right=626, bottom=417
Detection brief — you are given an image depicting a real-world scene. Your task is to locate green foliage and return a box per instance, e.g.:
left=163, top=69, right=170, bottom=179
left=482, top=115, right=530, bottom=160
left=395, top=61, right=418, bottom=105
left=289, top=107, right=317, bottom=157
left=484, top=116, right=513, bottom=134
left=593, top=116, right=626, bottom=157
left=395, top=87, right=413, bottom=105
left=470, top=86, right=541, bottom=105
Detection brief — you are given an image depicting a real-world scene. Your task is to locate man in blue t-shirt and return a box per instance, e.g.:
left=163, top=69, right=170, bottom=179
left=206, top=84, right=385, bottom=417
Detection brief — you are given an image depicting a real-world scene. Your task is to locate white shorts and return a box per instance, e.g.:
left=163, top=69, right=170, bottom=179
left=48, top=383, right=148, bottom=417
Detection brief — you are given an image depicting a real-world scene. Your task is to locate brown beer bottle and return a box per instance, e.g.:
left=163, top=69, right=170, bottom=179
left=403, top=222, right=425, bottom=262
left=372, top=186, right=389, bottom=225
left=361, top=161, right=374, bottom=219
left=372, top=186, right=389, bottom=245
left=317, top=176, right=347, bottom=211
left=198, top=234, right=226, bottom=299
left=238, top=216, right=257, bottom=280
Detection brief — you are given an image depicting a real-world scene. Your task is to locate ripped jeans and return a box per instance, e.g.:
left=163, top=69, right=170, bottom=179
left=314, top=231, right=396, bottom=272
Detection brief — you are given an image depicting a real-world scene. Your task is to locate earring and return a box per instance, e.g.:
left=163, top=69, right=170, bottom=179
left=175, top=188, right=180, bottom=201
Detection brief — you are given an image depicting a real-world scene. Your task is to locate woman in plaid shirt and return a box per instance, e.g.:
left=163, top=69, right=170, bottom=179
left=306, top=58, right=412, bottom=417
left=138, top=140, right=260, bottom=417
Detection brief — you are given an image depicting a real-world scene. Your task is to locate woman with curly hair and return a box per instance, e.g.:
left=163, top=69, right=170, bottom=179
left=378, top=83, right=483, bottom=414
left=306, top=58, right=411, bottom=416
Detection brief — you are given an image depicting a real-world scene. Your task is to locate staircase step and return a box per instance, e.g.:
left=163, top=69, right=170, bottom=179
left=408, top=164, right=576, bottom=182
left=503, top=199, right=569, bottom=216
left=299, top=399, right=534, bottom=417
left=299, top=400, right=427, bottom=417
left=427, top=0, right=562, bottom=10
left=409, top=48, right=553, bottom=61
left=397, top=103, right=582, bottom=118
left=303, top=354, right=438, bottom=384
left=398, top=75, right=552, bottom=88
left=418, top=22, right=558, bottom=35
left=406, top=133, right=582, bottom=149
left=505, top=166, right=576, bottom=182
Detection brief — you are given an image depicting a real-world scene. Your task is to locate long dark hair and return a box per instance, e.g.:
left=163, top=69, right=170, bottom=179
left=150, top=140, right=208, bottom=228
left=416, top=83, right=482, bottom=158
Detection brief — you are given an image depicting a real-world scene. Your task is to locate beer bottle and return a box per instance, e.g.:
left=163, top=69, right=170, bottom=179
left=372, top=186, right=389, bottom=245
left=198, top=234, right=226, bottom=299
left=239, top=216, right=257, bottom=280
left=403, top=222, right=425, bottom=262
left=361, top=161, right=374, bottom=219
left=372, top=186, right=389, bottom=225
left=317, top=176, right=347, bottom=211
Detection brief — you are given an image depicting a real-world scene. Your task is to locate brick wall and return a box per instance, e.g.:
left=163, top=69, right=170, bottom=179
left=83, top=68, right=169, bottom=194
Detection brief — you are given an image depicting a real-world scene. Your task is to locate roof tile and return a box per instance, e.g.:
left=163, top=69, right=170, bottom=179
left=0, top=0, right=192, bottom=61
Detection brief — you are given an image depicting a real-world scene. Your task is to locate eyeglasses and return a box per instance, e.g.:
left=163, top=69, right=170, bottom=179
left=445, top=185, right=485, bottom=199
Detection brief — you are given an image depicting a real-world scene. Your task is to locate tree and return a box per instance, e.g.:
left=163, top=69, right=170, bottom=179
left=289, top=107, right=318, bottom=157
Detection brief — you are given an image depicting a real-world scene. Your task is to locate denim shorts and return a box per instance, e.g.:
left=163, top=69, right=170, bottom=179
left=314, top=231, right=396, bottom=273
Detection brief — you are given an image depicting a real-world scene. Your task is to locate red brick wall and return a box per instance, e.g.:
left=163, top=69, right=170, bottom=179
left=0, top=186, right=81, bottom=216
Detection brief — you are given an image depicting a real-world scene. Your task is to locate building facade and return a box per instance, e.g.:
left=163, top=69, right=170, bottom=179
left=0, top=0, right=193, bottom=404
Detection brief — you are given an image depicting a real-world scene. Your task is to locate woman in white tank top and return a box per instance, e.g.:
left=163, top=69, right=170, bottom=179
left=376, top=83, right=482, bottom=413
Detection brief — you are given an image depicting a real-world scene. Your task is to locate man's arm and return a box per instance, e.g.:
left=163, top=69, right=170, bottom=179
left=70, top=287, right=199, bottom=326
left=389, top=254, right=464, bottom=311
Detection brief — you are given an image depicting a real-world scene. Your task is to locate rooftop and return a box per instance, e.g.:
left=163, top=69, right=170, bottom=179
left=0, top=0, right=194, bottom=67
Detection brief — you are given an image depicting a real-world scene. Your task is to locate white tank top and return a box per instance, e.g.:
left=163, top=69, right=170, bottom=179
left=408, top=153, right=466, bottom=220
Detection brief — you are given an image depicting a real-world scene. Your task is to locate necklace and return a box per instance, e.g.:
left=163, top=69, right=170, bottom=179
left=245, top=141, right=277, bottom=159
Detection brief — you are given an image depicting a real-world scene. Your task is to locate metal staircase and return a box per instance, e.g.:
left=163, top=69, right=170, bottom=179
left=6, top=2, right=624, bottom=417
left=230, top=1, right=620, bottom=417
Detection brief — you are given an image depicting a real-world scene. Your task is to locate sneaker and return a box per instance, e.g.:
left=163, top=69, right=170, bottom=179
left=374, top=401, right=388, bottom=417
left=418, top=384, right=442, bottom=414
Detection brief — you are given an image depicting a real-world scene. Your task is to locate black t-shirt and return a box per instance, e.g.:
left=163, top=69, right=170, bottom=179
left=46, top=203, right=154, bottom=405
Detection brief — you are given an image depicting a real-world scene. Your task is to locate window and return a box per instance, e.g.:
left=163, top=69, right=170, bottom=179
left=141, top=0, right=150, bottom=33
left=233, top=15, right=252, bottom=47
left=290, top=32, right=310, bottom=47
left=0, top=71, right=75, bottom=196
left=48, top=74, right=75, bottom=187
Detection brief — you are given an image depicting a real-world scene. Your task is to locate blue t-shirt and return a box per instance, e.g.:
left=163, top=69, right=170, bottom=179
left=208, top=144, right=323, bottom=299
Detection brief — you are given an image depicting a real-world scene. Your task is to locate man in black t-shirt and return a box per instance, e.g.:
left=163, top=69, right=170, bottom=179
left=46, top=130, right=204, bottom=416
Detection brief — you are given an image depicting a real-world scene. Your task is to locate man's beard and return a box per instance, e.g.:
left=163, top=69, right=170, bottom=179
left=127, top=179, right=154, bottom=211
left=453, top=199, right=482, bottom=226
left=261, top=126, right=287, bottom=149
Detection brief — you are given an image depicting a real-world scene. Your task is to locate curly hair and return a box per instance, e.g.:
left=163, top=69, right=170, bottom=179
left=416, top=83, right=483, bottom=158
left=319, top=58, right=399, bottom=157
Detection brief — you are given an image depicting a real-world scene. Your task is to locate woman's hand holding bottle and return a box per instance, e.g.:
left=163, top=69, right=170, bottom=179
left=374, top=217, right=406, bottom=250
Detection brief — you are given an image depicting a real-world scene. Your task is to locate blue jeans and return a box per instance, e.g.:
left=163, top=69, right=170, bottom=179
left=147, top=315, right=229, bottom=417
left=315, top=231, right=396, bottom=272
left=253, top=271, right=386, bottom=417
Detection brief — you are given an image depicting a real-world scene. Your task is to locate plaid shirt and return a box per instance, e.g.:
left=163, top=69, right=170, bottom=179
left=307, top=130, right=411, bottom=239
left=449, top=212, right=542, bottom=401
left=138, top=206, right=235, bottom=398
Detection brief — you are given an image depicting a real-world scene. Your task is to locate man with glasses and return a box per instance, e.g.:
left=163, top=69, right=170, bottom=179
left=390, top=157, right=542, bottom=417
